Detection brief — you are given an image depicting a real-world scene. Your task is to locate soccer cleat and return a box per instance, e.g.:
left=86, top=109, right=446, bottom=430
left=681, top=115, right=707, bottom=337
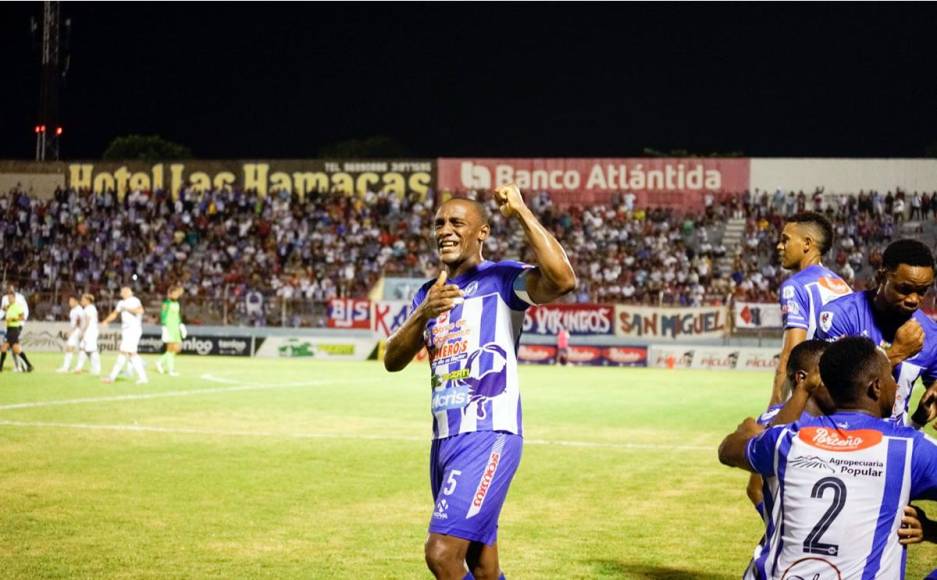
left=155, top=360, right=165, bottom=374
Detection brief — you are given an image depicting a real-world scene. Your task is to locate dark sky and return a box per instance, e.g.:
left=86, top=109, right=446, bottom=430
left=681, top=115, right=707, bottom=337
left=2, top=2, right=936, bottom=160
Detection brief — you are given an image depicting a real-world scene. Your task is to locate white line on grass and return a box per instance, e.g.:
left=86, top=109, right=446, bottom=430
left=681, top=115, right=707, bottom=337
left=0, top=375, right=362, bottom=411
left=0, top=419, right=712, bottom=451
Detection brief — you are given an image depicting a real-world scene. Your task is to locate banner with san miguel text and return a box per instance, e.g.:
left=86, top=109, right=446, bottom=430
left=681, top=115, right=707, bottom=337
left=66, top=159, right=435, bottom=200
left=615, top=304, right=728, bottom=341
left=733, top=302, right=783, bottom=330
left=523, top=304, right=616, bottom=336
left=438, top=158, right=750, bottom=209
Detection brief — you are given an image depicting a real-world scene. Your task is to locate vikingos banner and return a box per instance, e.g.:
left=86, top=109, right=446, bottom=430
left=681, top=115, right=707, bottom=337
left=648, top=345, right=779, bottom=371
left=66, top=159, right=435, bottom=199
left=523, top=304, right=616, bottom=337
left=733, top=302, right=783, bottom=330
left=615, top=305, right=728, bottom=341
left=437, top=158, right=750, bottom=208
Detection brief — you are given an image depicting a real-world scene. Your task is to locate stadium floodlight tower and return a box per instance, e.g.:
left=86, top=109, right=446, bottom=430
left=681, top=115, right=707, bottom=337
left=32, top=1, right=70, bottom=161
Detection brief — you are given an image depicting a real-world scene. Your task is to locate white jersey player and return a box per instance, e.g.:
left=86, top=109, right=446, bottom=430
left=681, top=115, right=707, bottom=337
left=57, top=296, right=85, bottom=372
left=720, top=337, right=937, bottom=579
left=100, top=286, right=148, bottom=384
left=73, top=294, right=101, bottom=375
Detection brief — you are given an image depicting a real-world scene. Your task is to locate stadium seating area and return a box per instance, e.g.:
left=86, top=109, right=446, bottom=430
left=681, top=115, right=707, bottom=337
left=3, top=185, right=936, bottom=326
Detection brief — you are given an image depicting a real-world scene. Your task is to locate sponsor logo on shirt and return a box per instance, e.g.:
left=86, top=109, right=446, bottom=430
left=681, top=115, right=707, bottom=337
left=466, top=445, right=503, bottom=519
left=819, top=311, right=834, bottom=333
left=788, top=455, right=836, bottom=473
left=819, top=276, right=851, bottom=295
left=431, top=385, right=471, bottom=413
left=799, top=427, right=883, bottom=452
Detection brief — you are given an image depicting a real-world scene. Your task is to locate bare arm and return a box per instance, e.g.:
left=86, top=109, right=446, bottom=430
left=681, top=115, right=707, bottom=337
left=718, top=417, right=765, bottom=471
left=771, top=327, right=806, bottom=406
left=494, top=184, right=577, bottom=305
left=101, top=310, right=119, bottom=325
left=384, top=271, right=463, bottom=372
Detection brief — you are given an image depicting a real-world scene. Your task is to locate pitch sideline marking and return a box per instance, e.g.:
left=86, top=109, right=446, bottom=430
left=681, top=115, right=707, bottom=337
left=0, top=374, right=363, bottom=411
left=0, top=418, right=712, bottom=451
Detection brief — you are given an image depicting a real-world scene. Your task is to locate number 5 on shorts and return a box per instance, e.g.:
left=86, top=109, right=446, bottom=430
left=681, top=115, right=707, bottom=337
left=443, top=470, right=462, bottom=496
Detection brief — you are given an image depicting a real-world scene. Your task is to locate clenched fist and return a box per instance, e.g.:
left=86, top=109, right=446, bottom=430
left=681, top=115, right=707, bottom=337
left=493, top=183, right=528, bottom=218
left=887, top=318, right=925, bottom=366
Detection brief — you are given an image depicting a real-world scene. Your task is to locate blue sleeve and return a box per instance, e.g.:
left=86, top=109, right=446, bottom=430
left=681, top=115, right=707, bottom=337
left=910, top=434, right=937, bottom=500
left=919, top=320, right=937, bottom=385
left=815, top=301, right=855, bottom=341
left=496, top=261, right=535, bottom=311
left=745, top=425, right=785, bottom=477
left=780, top=279, right=809, bottom=330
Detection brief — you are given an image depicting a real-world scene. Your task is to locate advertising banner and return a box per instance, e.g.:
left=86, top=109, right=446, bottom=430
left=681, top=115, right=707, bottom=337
left=517, top=344, right=647, bottom=367
left=328, top=299, right=372, bottom=330
left=734, top=302, right=783, bottom=330
left=254, top=336, right=376, bottom=360
left=64, top=159, right=434, bottom=199
left=18, top=322, right=123, bottom=353
left=648, top=345, right=779, bottom=371
left=438, top=158, right=750, bottom=208
left=523, top=304, right=616, bottom=337
left=371, top=301, right=412, bottom=338
left=615, top=305, right=728, bottom=341
left=137, top=334, right=256, bottom=356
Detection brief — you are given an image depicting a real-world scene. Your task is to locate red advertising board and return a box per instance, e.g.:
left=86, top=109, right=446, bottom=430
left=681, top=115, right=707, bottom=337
left=438, top=158, right=750, bottom=209
left=327, top=299, right=371, bottom=329
left=517, top=344, right=647, bottom=367
left=523, top=304, right=616, bottom=336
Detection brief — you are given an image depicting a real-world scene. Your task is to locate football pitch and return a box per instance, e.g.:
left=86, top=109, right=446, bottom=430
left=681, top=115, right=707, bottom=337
left=1, top=354, right=935, bottom=579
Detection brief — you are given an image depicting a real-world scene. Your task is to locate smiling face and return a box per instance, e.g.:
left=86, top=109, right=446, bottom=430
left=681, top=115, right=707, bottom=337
left=433, top=199, right=490, bottom=270
left=876, top=264, right=934, bottom=320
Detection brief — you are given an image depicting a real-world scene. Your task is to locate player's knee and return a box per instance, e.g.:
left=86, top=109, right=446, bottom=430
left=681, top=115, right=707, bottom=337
left=424, top=537, right=461, bottom=573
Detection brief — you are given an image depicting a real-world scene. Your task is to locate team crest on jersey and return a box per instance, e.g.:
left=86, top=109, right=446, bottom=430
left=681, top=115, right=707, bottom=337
left=799, top=427, right=882, bottom=452
left=819, top=311, right=834, bottom=333
left=463, top=281, right=479, bottom=297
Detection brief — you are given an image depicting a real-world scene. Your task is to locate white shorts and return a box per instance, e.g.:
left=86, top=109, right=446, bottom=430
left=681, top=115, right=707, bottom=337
left=66, top=329, right=82, bottom=348
left=119, top=328, right=142, bottom=354
left=81, top=331, right=99, bottom=353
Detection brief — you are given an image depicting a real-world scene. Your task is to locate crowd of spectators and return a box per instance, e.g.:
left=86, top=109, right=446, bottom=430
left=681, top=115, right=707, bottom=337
left=2, top=184, right=935, bottom=326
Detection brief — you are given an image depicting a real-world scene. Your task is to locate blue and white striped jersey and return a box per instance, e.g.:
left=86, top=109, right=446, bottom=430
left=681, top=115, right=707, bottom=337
left=779, top=264, right=852, bottom=338
left=745, top=412, right=937, bottom=579
left=411, top=260, right=533, bottom=440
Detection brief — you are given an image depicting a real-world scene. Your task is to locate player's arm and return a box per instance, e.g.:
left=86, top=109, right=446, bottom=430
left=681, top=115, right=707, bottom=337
left=771, top=328, right=807, bottom=406
left=384, top=272, right=463, bottom=372
left=770, top=370, right=816, bottom=425
left=160, top=301, right=169, bottom=326
left=101, top=309, right=120, bottom=325
left=910, top=379, right=937, bottom=429
left=494, top=184, right=576, bottom=305
left=718, top=417, right=766, bottom=472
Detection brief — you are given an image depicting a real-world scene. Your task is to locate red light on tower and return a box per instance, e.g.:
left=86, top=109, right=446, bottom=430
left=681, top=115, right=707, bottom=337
left=39, top=125, right=46, bottom=133
left=34, top=125, right=41, bottom=134
left=55, top=127, right=63, bottom=136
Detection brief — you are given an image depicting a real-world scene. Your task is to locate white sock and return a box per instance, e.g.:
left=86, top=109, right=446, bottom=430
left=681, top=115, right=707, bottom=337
left=74, top=351, right=87, bottom=371
left=90, top=352, right=101, bottom=374
left=131, top=355, right=148, bottom=382
left=109, top=354, right=128, bottom=380
left=62, top=352, right=73, bottom=370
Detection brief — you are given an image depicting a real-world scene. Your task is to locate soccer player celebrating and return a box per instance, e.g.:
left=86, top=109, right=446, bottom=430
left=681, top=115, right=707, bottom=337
left=384, top=184, right=576, bottom=580
left=156, top=285, right=186, bottom=376
left=816, top=238, right=937, bottom=425
left=100, top=286, right=148, bottom=385
left=719, top=336, right=937, bottom=578
left=73, top=294, right=101, bottom=375
left=0, top=288, right=33, bottom=372
left=57, top=296, right=85, bottom=373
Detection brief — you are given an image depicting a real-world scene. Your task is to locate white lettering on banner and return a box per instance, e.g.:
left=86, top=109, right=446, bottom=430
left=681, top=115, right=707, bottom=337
left=648, top=345, right=779, bottom=371
left=523, top=306, right=614, bottom=336
left=463, top=161, right=723, bottom=192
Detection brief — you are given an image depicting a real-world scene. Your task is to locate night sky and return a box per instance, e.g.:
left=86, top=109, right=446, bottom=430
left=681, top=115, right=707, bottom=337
left=2, top=2, right=936, bottom=160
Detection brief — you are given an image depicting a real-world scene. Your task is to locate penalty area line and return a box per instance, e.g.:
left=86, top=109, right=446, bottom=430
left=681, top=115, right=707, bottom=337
left=0, top=419, right=711, bottom=451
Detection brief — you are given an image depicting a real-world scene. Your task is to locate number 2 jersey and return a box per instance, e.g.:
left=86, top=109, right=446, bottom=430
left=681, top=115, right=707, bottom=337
left=410, top=260, right=534, bottom=440
left=745, top=412, right=937, bottom=579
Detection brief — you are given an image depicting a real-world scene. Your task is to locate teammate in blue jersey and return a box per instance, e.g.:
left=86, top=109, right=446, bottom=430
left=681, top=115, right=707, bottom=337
left=719, top=336, right=937, bottom=578
left=816, top=239, right=937, bottom=426
left=749, top=213, right=852, bottom=514
left=384, top=183, right=576, bottom=580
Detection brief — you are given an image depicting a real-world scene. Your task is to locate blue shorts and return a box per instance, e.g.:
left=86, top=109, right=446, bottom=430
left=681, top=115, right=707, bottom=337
left=429, top=430, right=522, bottom=545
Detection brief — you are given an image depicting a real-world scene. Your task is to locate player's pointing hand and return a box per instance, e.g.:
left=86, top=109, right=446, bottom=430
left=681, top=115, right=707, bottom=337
left=421, top=269, right=464, bottom=319
left=493, top=183, right=527, bottom=218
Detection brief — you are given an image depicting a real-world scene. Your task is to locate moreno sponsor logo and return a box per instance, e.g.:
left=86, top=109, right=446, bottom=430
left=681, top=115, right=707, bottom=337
left=799, top=427, right=883, bottom=452
left=433, top=340, right=468, bottom=361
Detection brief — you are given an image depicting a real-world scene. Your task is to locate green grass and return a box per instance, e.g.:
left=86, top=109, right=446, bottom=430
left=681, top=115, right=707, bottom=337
left=0, top=353, right=935, bottom=579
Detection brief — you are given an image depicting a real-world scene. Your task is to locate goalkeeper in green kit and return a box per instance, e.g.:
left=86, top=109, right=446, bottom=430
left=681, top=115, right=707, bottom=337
left=156, top=286, right=186, bottom=376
